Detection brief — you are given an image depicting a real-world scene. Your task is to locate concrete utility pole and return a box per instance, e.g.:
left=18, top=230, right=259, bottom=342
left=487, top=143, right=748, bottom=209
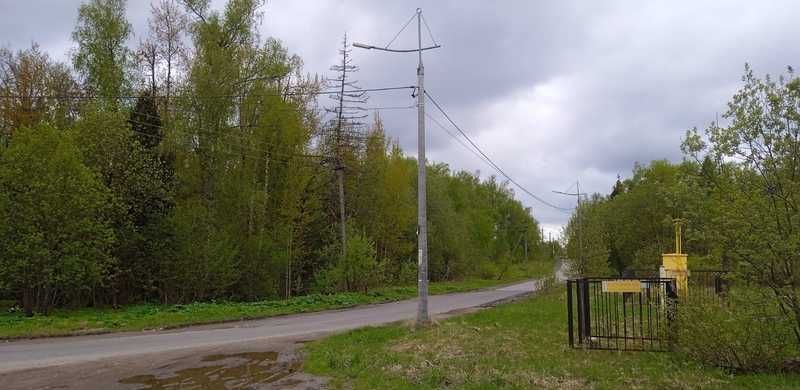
left=354, top=8, right=440, bottom=327
left=415, top=10, right=430, bottom=326
left=553, top=182, right=587, bottom=267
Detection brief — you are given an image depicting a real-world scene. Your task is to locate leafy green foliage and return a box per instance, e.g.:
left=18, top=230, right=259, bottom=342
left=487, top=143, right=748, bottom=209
left=677, top=288, right=799, bottom=373
left=0, top=125, right=114, bottom=315
left=315, top=227, right=382, bottom=293
left=72, top=0, right=132, bottom=105
left=1, top=0, right=547, bottom=316
left=71, top=107, right=173, bottom=304
left=563, top=66, right=800, bottom=372
left=129, top=93, right=162, bottom=149
left=695, top=66, right=800, bottom=345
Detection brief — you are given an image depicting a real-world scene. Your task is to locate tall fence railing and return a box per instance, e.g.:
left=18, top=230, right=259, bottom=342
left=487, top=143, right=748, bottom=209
left=567, top=269, right=730, bottom=352
left=567, top=278, right=678, bottom=351
left=686, top=269, right=729, bottom=302
left=623, top=268, right=729, bottom=302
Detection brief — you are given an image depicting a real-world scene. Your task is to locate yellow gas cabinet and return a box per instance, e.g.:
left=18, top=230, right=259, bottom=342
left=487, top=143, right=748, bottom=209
left=660, top=219, right=688, bottom=298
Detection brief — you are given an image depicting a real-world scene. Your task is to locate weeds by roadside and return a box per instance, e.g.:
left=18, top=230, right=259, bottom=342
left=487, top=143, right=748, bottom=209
left=304, top=287, right=800, bottom=389
left=0, top=260, right=554, bottom=340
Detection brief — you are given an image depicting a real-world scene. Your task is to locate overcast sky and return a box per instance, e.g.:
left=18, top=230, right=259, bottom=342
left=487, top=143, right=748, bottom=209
left=1, top=0, right=798, bottom=237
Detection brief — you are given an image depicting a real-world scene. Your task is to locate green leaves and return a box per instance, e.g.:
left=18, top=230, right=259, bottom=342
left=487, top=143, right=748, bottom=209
left=0, top=125, right=114, bottom=315
left=72, top=0, right=132, bottom=104
left=567, top=66, right=800, bottom=356
left=1, top=0, right=550, bottom=314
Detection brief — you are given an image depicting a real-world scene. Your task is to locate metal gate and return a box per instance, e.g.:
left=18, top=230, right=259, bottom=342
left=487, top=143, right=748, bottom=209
left=567, top=278, right=677, bottom=351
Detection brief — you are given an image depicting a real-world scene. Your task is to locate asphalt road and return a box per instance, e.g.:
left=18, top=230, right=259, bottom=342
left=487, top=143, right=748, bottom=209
left=0, top=278, right=548, bottom=374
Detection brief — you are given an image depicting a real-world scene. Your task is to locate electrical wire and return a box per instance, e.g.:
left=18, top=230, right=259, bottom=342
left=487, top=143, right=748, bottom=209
left=426, top=112, right=494, bottom=169
left=28, top=91, right=407, bottom=160
left=424, top=90, right=573, bottom=212
left=0, top=86, right=415, bottom=100
left=365, top=104, right=416, bottom=111
left=384, top=11, right=418, bottom=50
left=124, top=115, right=323, bottom=162
left=420, top=13, right=439, bottom=46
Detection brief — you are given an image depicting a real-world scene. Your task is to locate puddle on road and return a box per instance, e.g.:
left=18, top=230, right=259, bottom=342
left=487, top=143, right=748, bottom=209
left=119, top=351, right=302, bottom=389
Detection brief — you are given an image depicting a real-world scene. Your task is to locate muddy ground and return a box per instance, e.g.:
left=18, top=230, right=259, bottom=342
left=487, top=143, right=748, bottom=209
left=1, top=335, right=328, bottom=390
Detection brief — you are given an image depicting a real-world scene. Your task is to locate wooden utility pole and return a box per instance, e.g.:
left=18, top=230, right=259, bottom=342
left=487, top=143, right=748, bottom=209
left=553, top=181, right=587, bottom=268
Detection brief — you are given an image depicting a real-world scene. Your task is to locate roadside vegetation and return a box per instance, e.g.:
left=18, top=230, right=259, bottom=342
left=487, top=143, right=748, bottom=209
left=304, top=288, right=800, bottom=389
left=0, top=261, right=553, bottom=339
left=0, top=0, right=555, bottom=320
left=562, top=66, right=800, bottom=372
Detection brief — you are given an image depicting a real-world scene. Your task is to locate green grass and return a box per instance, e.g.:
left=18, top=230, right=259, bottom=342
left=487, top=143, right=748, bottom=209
left=0, top=260, right=554, bottom=340
left=304, top=287, right=800, bottom=389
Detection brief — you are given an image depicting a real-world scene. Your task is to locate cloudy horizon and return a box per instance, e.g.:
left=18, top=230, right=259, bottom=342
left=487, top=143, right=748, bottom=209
left=2, top=0, right=798, bottom=238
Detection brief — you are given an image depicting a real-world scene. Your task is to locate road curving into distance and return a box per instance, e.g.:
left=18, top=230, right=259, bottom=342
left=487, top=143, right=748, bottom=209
left=0, top=277, right=555, bottom=374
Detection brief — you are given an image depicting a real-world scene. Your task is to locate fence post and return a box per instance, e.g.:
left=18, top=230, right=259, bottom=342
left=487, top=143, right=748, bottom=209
left=567, top=280, right=574, bottom=348
left=576, top=279, right=584, bottom=346
left=666, top=279, right=678, bottom=350
left=581, top=278, right=591, bottom=344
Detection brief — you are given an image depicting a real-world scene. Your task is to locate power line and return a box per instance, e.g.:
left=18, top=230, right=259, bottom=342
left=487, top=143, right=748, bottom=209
left=364, top=104, right=416, bottom=111
left=131, top=130, right=320, bottom=164
left=1, top=91, right=408, bottom=159
left=0, top=86, right=415, bottom=100
left=130, top=127, right=317, bottom=165
left=426, top=111, right=494, bottom=169
left=124, top=115, right=323, bottom=162
left=424, top=90, right=573, bottom=212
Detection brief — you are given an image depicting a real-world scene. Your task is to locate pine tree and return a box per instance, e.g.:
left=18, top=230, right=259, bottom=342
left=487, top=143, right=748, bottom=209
left=129, top=93, right=162, bottom=149
left=324, top=33, right=368, bottom=260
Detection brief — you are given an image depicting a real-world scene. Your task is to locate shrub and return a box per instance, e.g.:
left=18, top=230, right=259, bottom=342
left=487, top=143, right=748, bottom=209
left=396, top=260, right=417, bottom=286
left=314, top=229, right=381, bottom=293
left=0, top=125, right=115, bottom=316
left=676, top=288, right=799, bottom=373
left=476, top=260, right=500, bottom=280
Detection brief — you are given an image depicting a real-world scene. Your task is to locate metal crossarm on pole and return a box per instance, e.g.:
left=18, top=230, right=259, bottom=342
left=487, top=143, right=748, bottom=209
left=353, top=8, right=440, bottom=327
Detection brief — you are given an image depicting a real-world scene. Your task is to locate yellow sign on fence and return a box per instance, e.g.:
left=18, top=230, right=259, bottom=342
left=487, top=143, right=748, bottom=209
left=602, top=280, right=642, bottom=293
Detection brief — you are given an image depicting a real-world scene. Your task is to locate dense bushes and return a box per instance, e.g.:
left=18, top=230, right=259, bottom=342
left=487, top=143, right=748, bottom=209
left=677, top=288, right=799, bottom=373
left=0, top=126, right=115, bottom=315
left=314, top=228, right=383, bottom=294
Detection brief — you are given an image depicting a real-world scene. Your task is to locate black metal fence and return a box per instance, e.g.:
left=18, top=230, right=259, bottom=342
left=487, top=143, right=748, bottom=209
left=567, top=278, right=678, bottom=351
left=686, top=269, right=729, bottom=302
left=624, top=269, right=729, bottom=301
left=567, top=270, right=730, bottom=352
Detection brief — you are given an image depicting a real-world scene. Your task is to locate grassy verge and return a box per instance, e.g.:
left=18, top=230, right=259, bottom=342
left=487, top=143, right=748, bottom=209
left=304, top=287, right=800, bottom=389
left=0, top=260, right=553, bottom=340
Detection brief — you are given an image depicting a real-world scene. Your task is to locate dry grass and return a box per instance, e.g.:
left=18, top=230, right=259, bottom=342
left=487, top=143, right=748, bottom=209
left=304, top=288, right=800, bottom=389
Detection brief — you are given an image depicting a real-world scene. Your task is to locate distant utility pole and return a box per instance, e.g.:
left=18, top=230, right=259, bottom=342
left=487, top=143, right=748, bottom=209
left=524, top=234, right=528, bottom=260
left=553, top=182, right=587, bottom=268
left=354, top=8, right=440, bottom=327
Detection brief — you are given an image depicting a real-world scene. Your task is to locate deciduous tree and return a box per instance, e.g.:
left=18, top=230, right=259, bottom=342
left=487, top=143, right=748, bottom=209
left=0, top=125, right=114, bottom=315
